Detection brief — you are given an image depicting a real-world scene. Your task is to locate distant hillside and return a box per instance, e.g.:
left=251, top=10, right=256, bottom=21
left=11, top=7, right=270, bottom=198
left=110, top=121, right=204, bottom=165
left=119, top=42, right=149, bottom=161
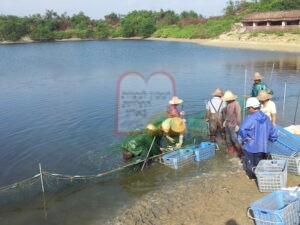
left=0, top=0, right=300, bottom=42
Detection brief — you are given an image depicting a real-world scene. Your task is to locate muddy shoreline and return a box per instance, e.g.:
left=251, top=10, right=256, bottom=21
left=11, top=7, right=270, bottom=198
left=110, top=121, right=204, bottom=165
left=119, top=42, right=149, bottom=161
left=105, top=157, right=299, bottom=225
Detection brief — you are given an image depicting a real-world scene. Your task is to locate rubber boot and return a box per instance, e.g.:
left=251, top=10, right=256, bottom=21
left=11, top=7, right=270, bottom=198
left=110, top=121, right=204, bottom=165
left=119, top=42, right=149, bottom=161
left=227, top=146, right=235, bottom=156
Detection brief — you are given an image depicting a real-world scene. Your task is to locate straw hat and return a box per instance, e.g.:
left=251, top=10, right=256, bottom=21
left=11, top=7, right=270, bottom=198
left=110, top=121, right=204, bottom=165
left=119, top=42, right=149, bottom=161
left=211, top=88, right=223, bottom=97
left=257, top=90, right=272, bottom=101
left=170, top=117, right=186, bottom=133
left=222, top=90, right=237, bottom=101
left=161, top=118, right=172, bottom=133
left=146, top=123, right=156, bottom=131
left=252, top=72, right=263, bottom=80
left=169, top=96, right=183, bottom=105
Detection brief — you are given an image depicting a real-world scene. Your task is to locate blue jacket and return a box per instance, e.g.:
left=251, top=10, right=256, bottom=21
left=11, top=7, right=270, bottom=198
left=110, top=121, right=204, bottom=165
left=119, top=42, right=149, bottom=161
left=238, top=111, right=277, bottom=153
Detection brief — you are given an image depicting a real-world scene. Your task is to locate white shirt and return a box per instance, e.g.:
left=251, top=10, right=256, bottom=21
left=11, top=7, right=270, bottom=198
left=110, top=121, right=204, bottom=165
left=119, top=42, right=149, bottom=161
left=261, top=100, right=276, bottom=120
left=206, top=97, right=226, bottom=113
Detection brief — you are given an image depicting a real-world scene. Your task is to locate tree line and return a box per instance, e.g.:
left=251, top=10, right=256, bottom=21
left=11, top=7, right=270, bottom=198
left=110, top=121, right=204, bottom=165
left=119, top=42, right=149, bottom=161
left=0, top=0, right=300, bottom=42
left=0, top=10, right=203, bottom=41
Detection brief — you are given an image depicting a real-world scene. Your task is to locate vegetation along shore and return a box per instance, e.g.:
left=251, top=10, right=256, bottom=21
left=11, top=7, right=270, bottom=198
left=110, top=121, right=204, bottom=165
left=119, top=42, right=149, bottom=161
left=1, top=0, right=300, bottom=52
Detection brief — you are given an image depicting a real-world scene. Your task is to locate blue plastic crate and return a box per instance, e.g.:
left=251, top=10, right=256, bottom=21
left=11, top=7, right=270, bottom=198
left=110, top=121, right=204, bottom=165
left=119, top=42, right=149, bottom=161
left=193, top=142, right=216, bottom=162
left=255, top=160, right=287, bottom=192
left=268, top=127, right=300, bottom=175
left=271, top=151, right=300, bottom=176
left=268, top=125, right=300, bottom=153
left=161, top=148, right=194, bottom=169
left=249, top=190, right=300, bottom=225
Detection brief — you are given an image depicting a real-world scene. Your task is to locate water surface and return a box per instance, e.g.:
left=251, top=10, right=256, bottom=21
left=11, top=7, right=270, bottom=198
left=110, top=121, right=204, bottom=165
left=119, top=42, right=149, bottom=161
left=0, top=40, right=299, bottom=224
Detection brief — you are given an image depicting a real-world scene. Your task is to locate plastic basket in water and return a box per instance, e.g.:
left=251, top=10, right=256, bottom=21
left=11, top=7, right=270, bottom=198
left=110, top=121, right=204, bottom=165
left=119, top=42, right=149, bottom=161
left=255, top=160, right=287, bottom=192
left=249, top=190, right=300, bottom=225
left=271, top=151, right=300, bottom=176
left=161, top=148, right=194, bottom=169
left=192, top=142, right=216, bottom=162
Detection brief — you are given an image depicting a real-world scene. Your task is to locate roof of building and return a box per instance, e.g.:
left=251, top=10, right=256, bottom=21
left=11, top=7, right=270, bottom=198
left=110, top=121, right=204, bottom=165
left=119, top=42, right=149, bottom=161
left=241, top=10, right=300, bottom=22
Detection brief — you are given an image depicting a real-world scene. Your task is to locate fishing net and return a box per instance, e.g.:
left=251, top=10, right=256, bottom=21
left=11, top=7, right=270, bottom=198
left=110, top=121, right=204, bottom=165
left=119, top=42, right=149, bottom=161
left=1, top=92, right=299, bottom=207
left=0, top=110, right=210, bottom=207
left=3, top=91, right=298, bottom=207
left=0, top=91, right=296, bottom=206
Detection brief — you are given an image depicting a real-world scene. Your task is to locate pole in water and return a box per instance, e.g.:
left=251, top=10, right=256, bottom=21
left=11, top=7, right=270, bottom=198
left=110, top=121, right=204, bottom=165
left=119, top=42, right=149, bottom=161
left=39, top=163, right=47, bottom=219
left=269, top=63, right=275, bottom=83
left=243, top=68, right=247, bottom=120
left=141, top=136, right=156, bottom=171
left=293, top=90, right=300, bottom=125
left=282, top=82, right=287, bottom=118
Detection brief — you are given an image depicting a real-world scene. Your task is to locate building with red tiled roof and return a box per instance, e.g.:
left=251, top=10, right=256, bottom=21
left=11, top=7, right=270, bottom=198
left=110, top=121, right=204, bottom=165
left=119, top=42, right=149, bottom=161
left=241, top=10, right=300, bottom=30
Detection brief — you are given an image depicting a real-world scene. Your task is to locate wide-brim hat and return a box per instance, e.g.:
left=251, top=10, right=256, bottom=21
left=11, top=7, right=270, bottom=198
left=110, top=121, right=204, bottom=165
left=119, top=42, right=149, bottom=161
left=161, top=118, right=172, bottom=133
left=211, top=88, right=223, bottom=97
left=169, top=96, right=183, bottom=105
left=222, top=90, right=237, bottom=101
left=170, top=117, right=186, bottom=133
left=252, top=72, right=263, bottom=80
left=146, top=123, right=156, bottom=131
left=257, top=90, right=272, bottom=101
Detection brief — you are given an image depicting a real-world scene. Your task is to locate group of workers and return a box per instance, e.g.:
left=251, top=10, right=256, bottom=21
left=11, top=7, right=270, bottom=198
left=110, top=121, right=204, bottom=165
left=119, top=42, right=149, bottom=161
left=122, top=71, right=278, bottom=179
left=205, top=71, right=277, bottom=178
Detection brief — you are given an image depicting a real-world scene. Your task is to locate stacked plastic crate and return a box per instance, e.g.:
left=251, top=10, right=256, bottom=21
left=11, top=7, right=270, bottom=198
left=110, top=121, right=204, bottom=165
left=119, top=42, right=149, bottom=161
left=161, top=142, right=216, bottom=170
left=249, top=125, right=300, bottom=224
left=161, top=148, right=194, bottom=169
left=254, top=160, right=287, bottom=192
left=268, top=125, right=300, bottom=176
left=249, top=189, right=300, bottom=225
left=192, top=142, right=216, bottom=162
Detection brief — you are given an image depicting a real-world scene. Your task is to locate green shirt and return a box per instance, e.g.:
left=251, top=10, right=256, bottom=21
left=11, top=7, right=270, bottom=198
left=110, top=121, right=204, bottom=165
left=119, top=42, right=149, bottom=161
left=251, top=81, right=273, bottom=97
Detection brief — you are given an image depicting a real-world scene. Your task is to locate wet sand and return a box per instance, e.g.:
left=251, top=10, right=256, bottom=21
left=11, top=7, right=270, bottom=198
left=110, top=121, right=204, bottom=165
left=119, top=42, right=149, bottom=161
left=107, top=157, right=299, bottom=225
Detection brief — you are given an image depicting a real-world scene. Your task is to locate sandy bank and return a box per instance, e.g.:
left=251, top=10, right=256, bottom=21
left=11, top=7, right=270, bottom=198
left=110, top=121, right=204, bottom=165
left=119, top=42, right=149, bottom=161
left=146, top=36, right=300, bottom=53
left=106, top=157, right=299, bottom=225
left=2, top=34, right=300, bottom=53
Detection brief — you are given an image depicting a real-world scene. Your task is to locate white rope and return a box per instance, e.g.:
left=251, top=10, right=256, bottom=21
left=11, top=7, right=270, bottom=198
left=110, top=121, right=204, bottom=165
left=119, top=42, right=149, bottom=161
left=247, top=208, right=283, bottom=224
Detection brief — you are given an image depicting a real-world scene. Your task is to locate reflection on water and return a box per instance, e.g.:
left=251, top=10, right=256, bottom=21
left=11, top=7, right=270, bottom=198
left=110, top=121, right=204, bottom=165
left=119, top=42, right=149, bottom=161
left=0, top=40, right=299, bottom=224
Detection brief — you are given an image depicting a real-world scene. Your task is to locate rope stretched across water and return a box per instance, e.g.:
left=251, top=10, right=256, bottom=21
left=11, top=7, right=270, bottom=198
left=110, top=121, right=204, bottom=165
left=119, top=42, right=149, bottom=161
left=0, top=148, right=174, bottom=192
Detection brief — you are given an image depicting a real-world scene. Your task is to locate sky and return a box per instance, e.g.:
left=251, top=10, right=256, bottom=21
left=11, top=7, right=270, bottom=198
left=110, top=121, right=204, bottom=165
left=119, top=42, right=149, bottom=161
left=0, top=0, right=229, bottom=19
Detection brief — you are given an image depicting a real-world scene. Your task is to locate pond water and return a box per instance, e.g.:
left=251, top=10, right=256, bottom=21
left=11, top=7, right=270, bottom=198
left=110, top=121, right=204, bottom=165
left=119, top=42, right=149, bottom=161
left=0, top=40, right=299, bottom=224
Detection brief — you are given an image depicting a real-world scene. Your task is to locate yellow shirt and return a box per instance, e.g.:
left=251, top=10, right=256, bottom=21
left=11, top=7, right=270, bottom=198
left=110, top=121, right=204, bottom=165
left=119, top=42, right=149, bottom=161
left=261, top=100, right=276, bottom=120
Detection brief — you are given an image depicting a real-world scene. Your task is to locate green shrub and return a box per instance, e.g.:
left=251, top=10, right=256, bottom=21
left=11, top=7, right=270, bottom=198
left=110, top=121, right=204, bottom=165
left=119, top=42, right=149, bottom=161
left=291, top=29, right=300, bottom=34
left=249, top=32, right=259, bottom=38
left=120, top=10, right=156, bottom=37
left=52, top=30, right=73, bottom=39
left=109, top=27, right=122, bottom=37
left=154, top=25, right=198, bottom=38
left=75, top=29, right=95, bottom=39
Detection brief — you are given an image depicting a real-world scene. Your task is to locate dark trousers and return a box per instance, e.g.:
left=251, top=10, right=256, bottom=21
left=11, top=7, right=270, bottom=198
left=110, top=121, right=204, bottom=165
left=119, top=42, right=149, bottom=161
left=244, top=150, right=267, bottom=179
left=225, top=125, right=239, bottom=147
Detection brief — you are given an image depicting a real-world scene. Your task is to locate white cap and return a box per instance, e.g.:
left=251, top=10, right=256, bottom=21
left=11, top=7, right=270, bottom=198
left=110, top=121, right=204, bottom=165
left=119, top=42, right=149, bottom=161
left=246, top=97, right=260, bottom=108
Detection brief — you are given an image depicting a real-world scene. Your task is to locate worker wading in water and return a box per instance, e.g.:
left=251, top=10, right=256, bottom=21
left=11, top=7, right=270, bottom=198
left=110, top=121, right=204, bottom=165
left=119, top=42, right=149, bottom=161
left=205, top=88, right=226, bottom=142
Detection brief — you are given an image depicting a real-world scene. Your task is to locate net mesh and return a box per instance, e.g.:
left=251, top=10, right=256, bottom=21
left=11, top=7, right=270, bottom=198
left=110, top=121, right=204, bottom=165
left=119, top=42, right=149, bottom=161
left=1, top=93, right=299, bottom=207
left=0, top=111, right=210, bottom=207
